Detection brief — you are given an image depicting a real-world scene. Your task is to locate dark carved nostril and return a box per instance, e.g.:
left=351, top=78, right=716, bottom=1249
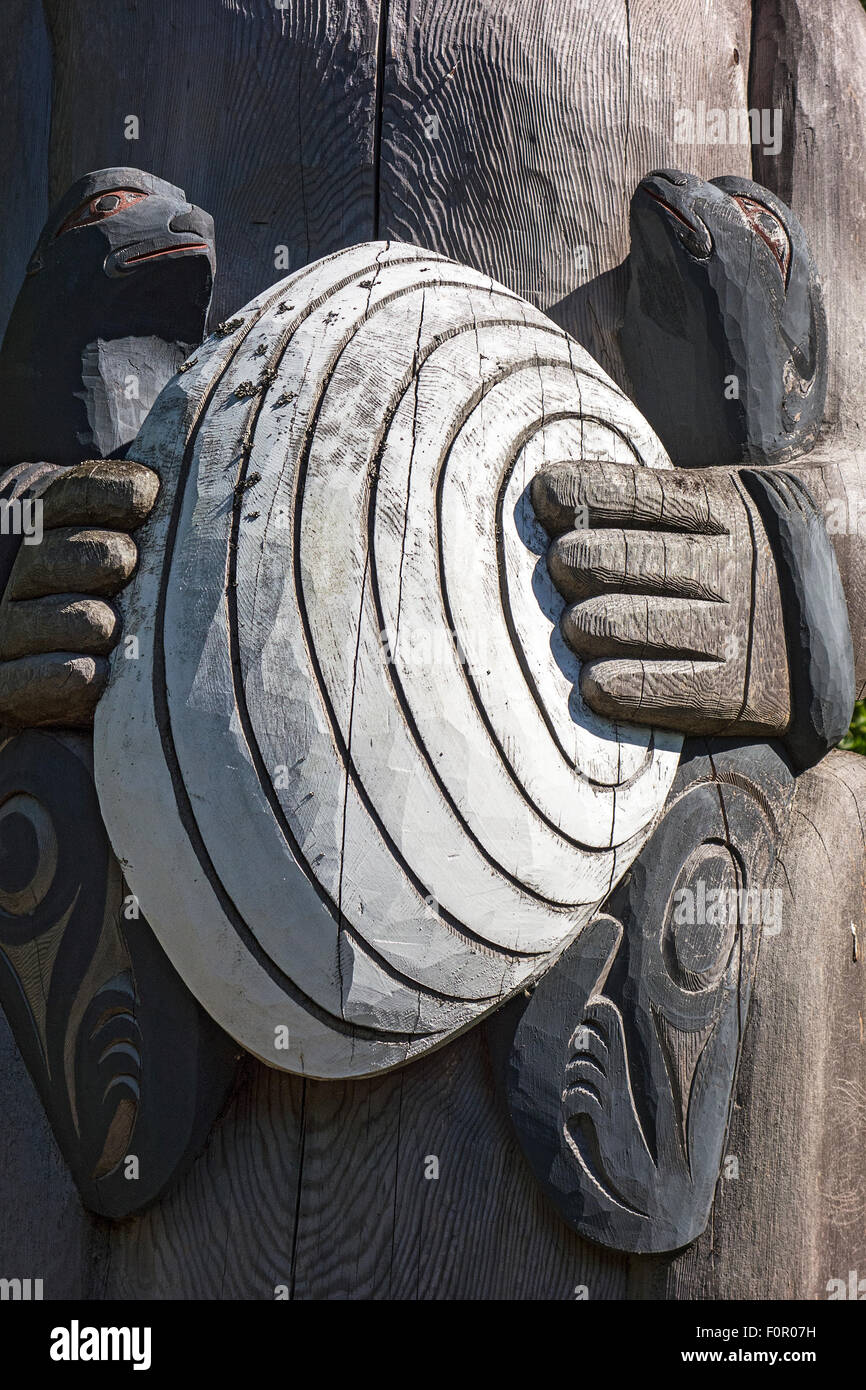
left=168, top=206, right=212, bottom=237
left=646, top=168, right=689, bottom=186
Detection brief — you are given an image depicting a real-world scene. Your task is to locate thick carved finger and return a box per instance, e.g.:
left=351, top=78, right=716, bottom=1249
left=547, top=528, right=727, bottom=603
left=40, top=459, right=159, bottom=531
left=580, top=658, right=787, bottom=736
left=531, top=461, right=729, bottom=537
left=562, top=594, right=729, bottom=661
left=0, top=653, right=108, bottom=728
left=9, top=528, right=138, bottom=599
left=0, top=595, right=120, bottom=661
left=580, top=658, right=732, bottom=731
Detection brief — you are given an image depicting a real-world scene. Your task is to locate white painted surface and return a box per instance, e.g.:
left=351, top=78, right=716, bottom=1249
left=94, top=242, right=681, bottom=1077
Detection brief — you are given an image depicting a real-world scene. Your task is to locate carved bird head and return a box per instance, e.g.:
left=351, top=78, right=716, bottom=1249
left=621, top=169, right=827, bottom=467
left=0, top=168, right=215, bottom=465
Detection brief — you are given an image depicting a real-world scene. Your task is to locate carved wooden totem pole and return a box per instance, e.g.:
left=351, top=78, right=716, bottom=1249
left=1, top=0, right=865, bottom=1301
left=0, top=170, right=238, bottom=1217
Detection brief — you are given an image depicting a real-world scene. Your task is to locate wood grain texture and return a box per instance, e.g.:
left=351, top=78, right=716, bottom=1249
left=0, top=0, right=51, bottom=342
left=101, top=1028, right=628, bottom=1300
left=621, top=171, right=827, bottom=468
left=94, top=244, right=681, bottom=1078
left=6, top=747, right=863, bottom=1297
left=0, top=1004, right=110, bottom=1300
left=629, top=750, right=866, bottom=1297
left=489, top=738, right=796, bottom=1253
left=532, top=459, right=793, bottom=739
left=0, top=731, right=238, bottom=1220
left=751, top=0, right=866, bottom=452
left=0, top=460, right=160, bottom=729
left=750, top=0, right=866, bottom=694
left=785, top=448, right=866, bottom=701
left=378, top=0, right=752, bottom=382
left=0, top=169, right=214, bottom=470
left=2, top=0, right=865, bottom=1299
left=741, top=469, right=855, bottom=768
left=42, top=0, right=380, bottom=327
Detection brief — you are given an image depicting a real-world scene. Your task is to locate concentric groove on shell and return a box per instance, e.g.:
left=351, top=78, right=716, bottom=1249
left=95, top=243, right=681, bottom=1077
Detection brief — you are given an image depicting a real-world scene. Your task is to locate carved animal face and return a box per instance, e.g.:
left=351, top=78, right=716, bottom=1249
left=26, top=168, right=215, bottom=338
left=621, top=169, right=827, bottom=466
left=0, top=168, right=215, bottom=465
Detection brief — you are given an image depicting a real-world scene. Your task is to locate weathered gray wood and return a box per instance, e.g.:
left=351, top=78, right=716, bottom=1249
left=621, top=171, right=827, bottom=468
left=531, top=459, right=794, bottom=738
left=93, top=244, right=681, bottom=1078
left=750, top=0, right=866, bottom=697
left=741, top=468, right=855, bottom=768
left=379, top=0, right=752, bottom=379
left=2, top=0, right=866, bottom=1299
left=751, top=0, right=866, bottom=454
left=489, top=738, right=796, bottom=1253
left=0, top=1004, right=109, bottom=1299
left=41, top=0, right=380, bottom=328
left=0, top=169, right=215, bottom=469
left=7, top=746, right=863, bottom=1296
left=0, top=730, right=238, bottom=1219
left=0, top=461, right=160, bottom=728
left=630, top=749, right=866, bottom=1297
left=0, top=1, right=51, bottom=342
left=102, top=1029, right=629, bottom=1301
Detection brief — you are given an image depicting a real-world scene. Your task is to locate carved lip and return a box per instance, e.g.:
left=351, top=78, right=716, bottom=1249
left=124, top=242, right=209, bottom=264
left=108, top=237, right=213, bottom=275
left=636, top=181, right=713, bottom=259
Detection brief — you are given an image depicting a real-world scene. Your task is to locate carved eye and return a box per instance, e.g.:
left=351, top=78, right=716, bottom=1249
left=56, top=188, right=149, bottom=236
left=731, top=195, right=791, bottom=283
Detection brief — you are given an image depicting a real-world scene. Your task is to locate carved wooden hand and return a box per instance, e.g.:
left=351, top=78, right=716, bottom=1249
left=531, top=459, right=792, bottom=736
left=0, top=459, right=159, bottom=726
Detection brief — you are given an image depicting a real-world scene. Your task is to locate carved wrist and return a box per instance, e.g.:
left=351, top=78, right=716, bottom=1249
left=740, top=468, right=855, bottom=770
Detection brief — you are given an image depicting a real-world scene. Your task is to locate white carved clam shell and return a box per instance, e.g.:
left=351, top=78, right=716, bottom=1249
left=94, top=243, right=681, bottom=1077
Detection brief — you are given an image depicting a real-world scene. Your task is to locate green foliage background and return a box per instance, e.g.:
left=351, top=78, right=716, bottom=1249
left=841, top=700, right=866, bottom=754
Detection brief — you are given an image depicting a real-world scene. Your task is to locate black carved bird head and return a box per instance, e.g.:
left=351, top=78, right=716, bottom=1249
left=0, top=168, right=215, bottom=466
left=621, top=169, right=827, bottom=467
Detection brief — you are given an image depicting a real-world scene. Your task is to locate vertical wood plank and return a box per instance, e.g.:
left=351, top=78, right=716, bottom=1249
left=378, top=0, right=751, bottom=381
left=105, top=1028, right=626, bottom=1299
left=106, top=1061, right=305, bottom=1300
left=750, top=0, right=866, bottom=694
left=0, top=0, right=51, bottom=339
left=751, top=0, right=866, bottom=451
left=42, top=0, right=380, bottom=324
left=289, top=1028, right=627, bottom=1300
left=2, top=1, right=866, bottom=1301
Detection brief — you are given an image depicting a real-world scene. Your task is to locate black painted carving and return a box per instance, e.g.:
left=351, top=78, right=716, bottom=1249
left=0, top=167, right=214, bottom=467
left=488, top=739, right=795, bottom=1254
left=0, top=730, right=237, bottom=1218
left=741, top=468, right=855, bottom=769
left=0, top=171, right=233, bottom=1218
left=498, top=169, right=845, bottom=1253
left=621, top=169, right=827, bottom=467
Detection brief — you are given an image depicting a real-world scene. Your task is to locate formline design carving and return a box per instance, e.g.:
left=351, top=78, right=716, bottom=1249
left=489, top=739, right=796, bottom=1253
left=621, top=170, right=827, bottom=468
left=0, top=168, right=234, bottom=1218
left=0, top=163, right=855, bottom=1247
left=0, top=167, right=214, bottom=469
left=0, top=730, right=237, bottom=1218
left=487, top=168, right=852, bottom=1252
